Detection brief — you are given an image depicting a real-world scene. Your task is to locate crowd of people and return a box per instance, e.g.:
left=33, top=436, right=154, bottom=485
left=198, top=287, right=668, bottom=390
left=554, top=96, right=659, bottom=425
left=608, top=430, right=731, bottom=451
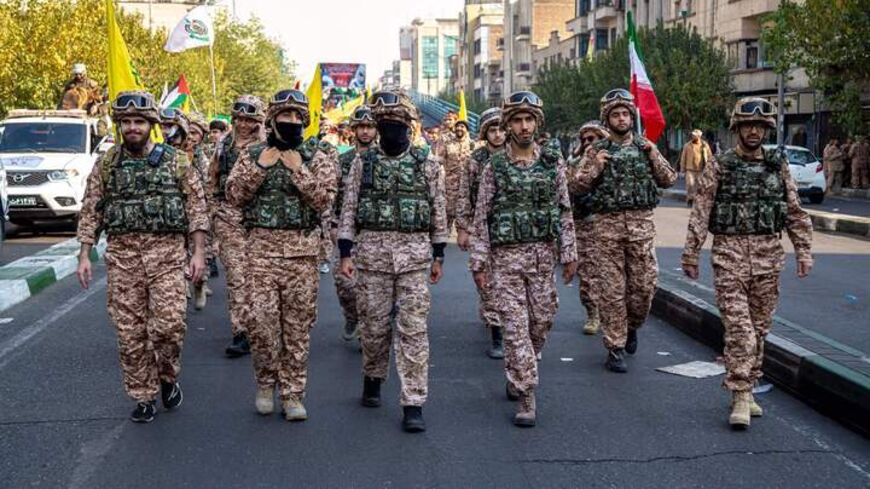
left=823, top=136, right=870, bottom=192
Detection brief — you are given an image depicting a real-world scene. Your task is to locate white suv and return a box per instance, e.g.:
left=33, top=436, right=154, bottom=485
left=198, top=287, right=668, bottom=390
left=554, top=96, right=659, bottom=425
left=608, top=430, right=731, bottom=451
left=0, top=109, right=110, bottom=226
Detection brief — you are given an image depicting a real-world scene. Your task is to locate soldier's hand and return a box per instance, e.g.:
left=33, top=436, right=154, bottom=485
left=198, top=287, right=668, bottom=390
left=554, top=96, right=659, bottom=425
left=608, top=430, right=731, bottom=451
left=594, top=150, right=611, bottom=168
left=281, top=150, right=303, bottom=172
left=76, top=254, right=92, bottom=289
left=189, top=250, right=207, bottom=284
left=797, top=260, right=813, bottom=278
left=473, top=270, right=488, bottom=290
left=258, top=147, right=281, bottom=168
left=682, top=264, right=699, bottom=280
left=457, top=229, right=470, bottom=251
left=340, top=257, right=355, bottom=279
left=562, top=261, right=578, bottom=285
left=430, top=260, right=443, bottom=284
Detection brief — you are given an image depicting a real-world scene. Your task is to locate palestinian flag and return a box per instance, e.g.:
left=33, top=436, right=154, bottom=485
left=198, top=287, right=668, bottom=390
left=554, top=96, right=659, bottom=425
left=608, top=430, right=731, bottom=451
left=160, top=74, right=191, bottom=112
left=627, top=12, right=665, bottom=142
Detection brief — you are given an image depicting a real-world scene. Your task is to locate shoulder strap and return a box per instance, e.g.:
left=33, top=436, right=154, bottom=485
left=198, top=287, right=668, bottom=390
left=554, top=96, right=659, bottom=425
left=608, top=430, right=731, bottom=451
left=410, top=144, right=430, bottom=163
left=99, top=144, right=123, bottom=189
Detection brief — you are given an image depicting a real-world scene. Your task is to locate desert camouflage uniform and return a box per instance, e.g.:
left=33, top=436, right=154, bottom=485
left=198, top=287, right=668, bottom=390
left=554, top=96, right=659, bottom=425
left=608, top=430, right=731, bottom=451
left=436, top=133, right=474, bottom=234
left=682, top=146, right=813, bottom=392
left=566, top=149, right=598, bottom=320
left=330, top=147, right=363, bottom=326
left=849, top=139, right=870, bottom=189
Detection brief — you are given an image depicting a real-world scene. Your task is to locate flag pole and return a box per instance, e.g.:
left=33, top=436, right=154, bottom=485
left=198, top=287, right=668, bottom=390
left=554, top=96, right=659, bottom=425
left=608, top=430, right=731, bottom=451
left=208, top=43, right=218, bottom=116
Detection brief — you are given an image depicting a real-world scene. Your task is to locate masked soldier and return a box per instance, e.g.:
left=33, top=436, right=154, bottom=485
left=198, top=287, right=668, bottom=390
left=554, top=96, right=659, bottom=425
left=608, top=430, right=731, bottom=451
left=572, top=89, right=677, bottom=373
left=75, top=91, right=209, bottom=423
left=159, top=107, right=190, bottom=151
left=469, top=91, right=578, bottom=427
left=226, top=89, right=337, bottom=420
left=456, top=107, right=506, bottom=359
left=331, top=106, right=378, bottom=341
left=338, top=89, right=448, bottom=433
left=682, top=98, right=813, bottom=430
left=209, top=95, right=266, bottom=357
left=567, top=120, right=609, bottom=336
left=436, top=117, right=474, bottom=234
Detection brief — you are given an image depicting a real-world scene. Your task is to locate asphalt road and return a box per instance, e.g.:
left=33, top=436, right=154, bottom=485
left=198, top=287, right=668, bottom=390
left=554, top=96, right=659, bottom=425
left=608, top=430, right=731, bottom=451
left=0, top=220, right=76, bottom=265
left=0, top=244, right=868, bottom=488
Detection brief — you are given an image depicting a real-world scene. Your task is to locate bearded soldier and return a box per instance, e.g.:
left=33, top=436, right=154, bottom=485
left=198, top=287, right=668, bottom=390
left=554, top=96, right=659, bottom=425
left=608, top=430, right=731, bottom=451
left=469, top=91, right=578, bottom=427
left=332, top=106, right=378, bottom=341
left=436, top=117, right=474, bottom=234
left=682, top=98, right=813, bottom=429
left=75, top=91, right=209, bottom=423
left=226, top=89, right=337, bottom=420
left=566, top=120, right=609, bottom=336
left=209, top=95, right=266, bottom=358
left=572, top=89, right=677, bottom=373
left=456, top=107, right=506, bottom=359
left=338, top=89, right=447, bottom=433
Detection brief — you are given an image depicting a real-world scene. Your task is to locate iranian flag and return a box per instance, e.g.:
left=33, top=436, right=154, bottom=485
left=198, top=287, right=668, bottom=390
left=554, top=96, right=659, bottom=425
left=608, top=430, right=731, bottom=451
left=159, top=74, right=191, bottom=112
left=628, top=12, right=665, bottom=142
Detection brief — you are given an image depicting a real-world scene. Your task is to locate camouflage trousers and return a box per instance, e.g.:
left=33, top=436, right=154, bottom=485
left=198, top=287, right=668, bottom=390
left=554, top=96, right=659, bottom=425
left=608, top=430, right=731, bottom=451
left=356, top=268, right=430, bottom=406
left=595, top=237, right=658, bottom=350
left=213, top=215, right=248, bottom=336
left=332, top=246, right=358, bottom=324
left=575, top=220, right=597, bottom=314
left=105, top=237, right=187, bottom=402
left=474, top=261, right=500, bottom=329
left=248, top=255, right=319, bottom=401
left=714, top=270, right=780, bottom=393
left=492, top=266, right=558, bottom=395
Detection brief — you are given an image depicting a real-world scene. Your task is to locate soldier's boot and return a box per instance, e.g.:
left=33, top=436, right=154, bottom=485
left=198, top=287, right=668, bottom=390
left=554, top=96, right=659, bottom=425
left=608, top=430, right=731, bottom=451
left=487, top=327, right=505, bottom=359
left=186, top=284, right=192, bottom=299
left=193, top=282, right=207, bottom=310
left=342, top=320, right=359, bottom=341
left=582, top=308, right=600, bottom=335
left=362, top=376, right=382, bottom=407
left=283, top=397, right=308, bottom=422
left=255, top=387, right=274, bottom=415
left=160, top=381, right=183, bottom=410
left=729, top=391, right=752, bottom=430
left=204, top=283, right=213, bottom=297
left=625, top=330, right=638, bottom=355
left=402, top=406, right=426, bottom=433
left=605, top=349, right=628, bottom=373
left=208, top=258, right=219, bottom=278
left=749, top=394, right=764, bottom=418
left=505, top=381, right=520, bottom=401
left=513, top=392, right=536, bottom=427
left=130, top=400, right=157, bottom=423
left=225, top=333, right=250, bottom=358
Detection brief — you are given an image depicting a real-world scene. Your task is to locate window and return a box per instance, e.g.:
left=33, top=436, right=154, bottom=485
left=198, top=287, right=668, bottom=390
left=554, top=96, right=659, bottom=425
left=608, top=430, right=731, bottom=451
left=473, top=39, right=482, bottom=55
left=443, top=35, right=457, bottom=80
left=422, top=36, right=439, bottom=79
left=596, top=28, right=609, bottom=50
left=474, top=63, right=482, bottom=79
left=746, top=41, right=758, bottom=69
left=0, top=122, right=87, bottom=153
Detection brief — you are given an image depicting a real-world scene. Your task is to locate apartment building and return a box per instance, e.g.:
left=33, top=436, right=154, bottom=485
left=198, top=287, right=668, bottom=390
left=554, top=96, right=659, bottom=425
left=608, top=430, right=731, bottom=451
left=402, top=18, right=460, bottom=97
left=500, top=0, right=575, bottom=93
left=456, top=2, right=505, bottom=104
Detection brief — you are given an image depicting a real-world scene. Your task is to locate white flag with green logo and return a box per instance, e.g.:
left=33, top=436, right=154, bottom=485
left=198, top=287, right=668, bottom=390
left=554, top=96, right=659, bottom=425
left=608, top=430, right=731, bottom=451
left=164, top=6, right=214, bottom=53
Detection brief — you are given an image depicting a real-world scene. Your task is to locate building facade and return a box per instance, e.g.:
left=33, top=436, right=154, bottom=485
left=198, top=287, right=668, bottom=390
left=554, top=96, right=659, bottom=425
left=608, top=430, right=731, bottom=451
left=456, top=2, right=505, bottom=104
left=402, top=18, right=460, bottom=97
left=500, top=0, right=575, bottom=93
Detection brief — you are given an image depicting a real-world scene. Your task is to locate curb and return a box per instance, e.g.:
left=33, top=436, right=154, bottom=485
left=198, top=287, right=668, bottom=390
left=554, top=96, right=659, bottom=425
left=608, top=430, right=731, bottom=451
left=0, top=237, right=107, bottom=313
left=831, top=188, right=870, bottom=200
left=652, top=270, right=870, bottom=437
left=661, top=189, right=870, bottom=238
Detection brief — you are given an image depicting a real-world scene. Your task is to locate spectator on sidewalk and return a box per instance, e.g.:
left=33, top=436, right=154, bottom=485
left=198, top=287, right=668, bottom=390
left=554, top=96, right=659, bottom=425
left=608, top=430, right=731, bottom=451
left=679, top=129, right=712, bottom=206
left=849, top=136, right=870, bottom=189
left=823, top=138, right=846, bottom=193
left=842, top=138, right=854, bottom=188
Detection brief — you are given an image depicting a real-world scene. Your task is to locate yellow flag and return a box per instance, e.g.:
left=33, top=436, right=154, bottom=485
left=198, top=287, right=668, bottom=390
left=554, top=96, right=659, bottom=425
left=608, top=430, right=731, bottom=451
left=304, top=64, right=323, bottom=139
left=458, top=89, right=468, bottom=123
left=323, top=93, right=365, bottom=123
left=586, top=31, right=595, bottom=62
left=106, top=0, right=142, bottom=99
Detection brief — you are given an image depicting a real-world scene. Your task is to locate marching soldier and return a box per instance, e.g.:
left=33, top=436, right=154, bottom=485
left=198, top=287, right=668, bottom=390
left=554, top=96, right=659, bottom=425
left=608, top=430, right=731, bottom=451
left=436, top=116, right=474, bottom=235
left=682, top=98, right=813, bottom=429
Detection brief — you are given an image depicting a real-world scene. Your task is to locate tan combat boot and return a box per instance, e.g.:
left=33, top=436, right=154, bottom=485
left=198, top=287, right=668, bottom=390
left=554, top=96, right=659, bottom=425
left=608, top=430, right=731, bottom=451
left=194, top=282, right=207, bottom=310
left=283, top=397, right=308, bottom=422
left=729, top=391, right=751, bottom=430
left=514, top=391, right=536, bottom=427
left=582, top=308, right=600, bottom=335
left=255, top=387, right=274, bottom=415
left=204, top=283, right=213, bottom=297
left=749, top=394, right=764, bottom=417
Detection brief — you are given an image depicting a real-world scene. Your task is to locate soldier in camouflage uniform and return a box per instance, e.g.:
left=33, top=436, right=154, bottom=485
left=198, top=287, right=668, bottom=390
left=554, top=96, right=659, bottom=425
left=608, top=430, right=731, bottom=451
left=226, top=89, right=337, bottom=421
left=469, top=91, right=578, bottom=427
left=338, top=89, right=448, bottom=433
left=571, top=89, right=676, bottom=373
left=186, top=111, right=217, bottom=304
left=436, top=116, right=474, bottom=234
left=209, top=95, right=267, bottom=358
left=456, top=107, right=506, bottom=359
left=75, top=91, right=209, bottom=423
left=331, top=106, right=378, bottom=341
left=567, top=121, right=609, bottom=336
left=682, top=97, right=813, bottom=430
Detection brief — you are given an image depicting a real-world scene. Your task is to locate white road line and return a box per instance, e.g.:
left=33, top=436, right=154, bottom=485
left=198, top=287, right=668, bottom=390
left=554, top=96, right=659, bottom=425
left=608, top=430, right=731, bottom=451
left=0, top=277, right=106, bottom=370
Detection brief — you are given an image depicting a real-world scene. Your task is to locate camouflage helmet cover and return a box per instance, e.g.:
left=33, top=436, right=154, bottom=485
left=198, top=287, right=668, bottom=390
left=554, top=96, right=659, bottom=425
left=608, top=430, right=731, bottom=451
left=599, top=89, right=638, bottom=128
left=266, top=89, right=310, bottom=127
left=160, top=108, right=190, bottom=138
left=232, top=94, right=266, bottom=122
left=367, top=89, right=417, bottom=126
left=478, top=107, right=502, bottom=140
left=578, top=119, right=609, bottom=140
left=349, top=105, right=376, bottom=128
left=729, top=96, right=776, bottom=131
left=500, top=91, right=545, bottom=130
left=111, top=90, right=160, bottom=123
left=186, top=111, right=209, bottom=135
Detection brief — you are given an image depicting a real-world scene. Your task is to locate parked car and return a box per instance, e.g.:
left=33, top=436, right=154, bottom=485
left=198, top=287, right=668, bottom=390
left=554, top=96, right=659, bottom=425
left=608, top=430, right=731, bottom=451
left=762, top=144, right=826, bottom=204
left=0, top=109, right=110, bottom=227
left=0, top=156, right=7, bottom=242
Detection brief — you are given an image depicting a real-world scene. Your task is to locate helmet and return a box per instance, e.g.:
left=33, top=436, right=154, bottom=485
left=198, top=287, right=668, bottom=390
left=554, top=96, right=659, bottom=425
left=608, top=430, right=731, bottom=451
left=599, top=89, right=637, bottom=127
left=231, top=94, right=266, bottom=122
left=578, top=119, right=609, bottom=140
left=500, top=91, right=544, bottom=130
left=187, top=111, right=209, bottom=135
left=729, top=97, right=776, bottom=130
left=367, top=89, right=417, bottom=126
left=478, top=107, right=502, bottom=140
left=266, top=89, right=310, bottom=126
left=72, top=63, right=86, bottom=75
left=159, top=107, right=190, bottom=139
left=111, top=90, right=160, bottom=123
left=350, top=105, right=376, bottom=128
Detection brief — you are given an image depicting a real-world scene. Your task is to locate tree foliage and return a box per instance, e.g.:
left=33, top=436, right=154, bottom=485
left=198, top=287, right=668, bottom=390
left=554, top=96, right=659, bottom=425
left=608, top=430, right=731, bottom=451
left=762, top=0, right=870, bottom=134
left=0, top=0, right=294, bottom=117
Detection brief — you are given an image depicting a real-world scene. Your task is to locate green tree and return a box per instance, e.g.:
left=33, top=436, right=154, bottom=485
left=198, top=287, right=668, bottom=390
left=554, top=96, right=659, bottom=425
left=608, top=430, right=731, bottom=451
left=762, top=0, right=870, bottom=134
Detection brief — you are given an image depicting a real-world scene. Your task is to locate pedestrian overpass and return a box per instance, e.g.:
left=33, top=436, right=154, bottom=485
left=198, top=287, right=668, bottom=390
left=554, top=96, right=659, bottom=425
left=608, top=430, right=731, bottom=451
left=409, top=90, right=480, bottom=135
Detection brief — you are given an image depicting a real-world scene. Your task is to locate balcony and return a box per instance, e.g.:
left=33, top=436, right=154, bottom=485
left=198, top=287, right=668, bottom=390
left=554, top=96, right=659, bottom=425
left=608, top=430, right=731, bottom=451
left=515, top=26, right=531, bottom=42
left=566, top=15, right=587, bottom=34
left=592, top=1, right=622, bottom=22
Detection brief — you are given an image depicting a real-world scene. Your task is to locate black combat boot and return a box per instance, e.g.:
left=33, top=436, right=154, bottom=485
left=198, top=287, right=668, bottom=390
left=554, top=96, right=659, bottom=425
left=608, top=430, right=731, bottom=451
left=225, top=333, right=250, bottom=358
left=626, top=330, right=638, bottom=355
left=160, top=381, right=183, bottom=410
left=605, top=349, right=628, bottom=373
left=208, top=258, right=219, bottom=278
left=361, top=376, right=382, bottom=407
left=402, top=406, right=426, bottom=433
left=130, top=401, right=157, bottom=423
left=488, top=326, right=504, bottom=359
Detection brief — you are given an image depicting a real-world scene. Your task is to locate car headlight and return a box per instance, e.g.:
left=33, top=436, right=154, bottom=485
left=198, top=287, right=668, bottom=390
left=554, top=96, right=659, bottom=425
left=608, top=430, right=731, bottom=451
left=47, top=169, right=79, bottom=181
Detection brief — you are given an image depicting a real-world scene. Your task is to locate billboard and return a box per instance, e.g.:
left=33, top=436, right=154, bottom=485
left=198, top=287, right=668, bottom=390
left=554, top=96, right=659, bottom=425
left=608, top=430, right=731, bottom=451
left=320, top=63, right=366, bottom=91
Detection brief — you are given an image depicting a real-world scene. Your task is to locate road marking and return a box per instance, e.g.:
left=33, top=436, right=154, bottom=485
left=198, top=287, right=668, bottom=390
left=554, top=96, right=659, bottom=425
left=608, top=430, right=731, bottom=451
left=67, top=421, right=126, bottom=489
left=0, top=277, right=106, bottom=370
left=0, top=318, right=13, bottom=324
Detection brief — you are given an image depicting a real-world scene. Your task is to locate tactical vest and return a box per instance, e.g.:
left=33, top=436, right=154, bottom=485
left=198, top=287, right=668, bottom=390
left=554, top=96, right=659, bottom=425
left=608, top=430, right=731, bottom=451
left=567, top=154, right=594, bottom=220
left=487, top=143, right=561, bottom=247
left=334, top=148, right=358, bottom=217
left=589, top=138, right=660, bottom=214
left=242, top=139, right=325, bottom=231
left=709, top=148, right=787, bottom=235
left=102, top=144, right=188, bottom=235
left=215, top=135, right=241, bottom=200
left=356, top=146, right=432, bottom=233
left=469, top=147, right=491, bottom=211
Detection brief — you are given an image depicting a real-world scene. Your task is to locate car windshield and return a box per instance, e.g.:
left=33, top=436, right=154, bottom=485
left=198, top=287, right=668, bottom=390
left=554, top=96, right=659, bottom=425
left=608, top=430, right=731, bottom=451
left=785, top=148, right=817, bottom=166
left=0, top=122, right=86, bottom=153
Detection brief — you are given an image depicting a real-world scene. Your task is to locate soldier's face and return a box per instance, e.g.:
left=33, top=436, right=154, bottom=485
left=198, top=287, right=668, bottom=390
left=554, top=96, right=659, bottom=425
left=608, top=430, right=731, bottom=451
left=579, top=131, right=602, bottom=152
left=486, top=125, right=506, bottom=147
left=188, top=127, right=204, bottom=146
left=119, top=116, right=150, bottom=148
left=74, top=73, right=84, bottom=82
left=355, top=124, right=377, bottom=146
left=276, top=110, right=303, bottom=124
left=234, top=117, right=260, bottom=138
left=209, top=128, right=225, bottom=143
left=608, top=107, right=633, bottom=135
left=738, top=122, right=768, bottom=150
left=454, top=123, right=467, bottom=138
left=509, top=112, right=536, bottom=147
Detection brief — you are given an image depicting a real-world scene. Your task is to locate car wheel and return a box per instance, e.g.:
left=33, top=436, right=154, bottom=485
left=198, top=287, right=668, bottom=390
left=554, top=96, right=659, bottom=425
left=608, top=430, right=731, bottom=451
left=809, top=193, right=824, bottom=204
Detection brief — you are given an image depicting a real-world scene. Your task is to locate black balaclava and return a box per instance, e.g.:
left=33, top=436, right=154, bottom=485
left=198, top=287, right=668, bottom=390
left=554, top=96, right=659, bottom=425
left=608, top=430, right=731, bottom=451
left=377, top=120, right=410, bottom=156
left=268, top=119, right=304, bottom=150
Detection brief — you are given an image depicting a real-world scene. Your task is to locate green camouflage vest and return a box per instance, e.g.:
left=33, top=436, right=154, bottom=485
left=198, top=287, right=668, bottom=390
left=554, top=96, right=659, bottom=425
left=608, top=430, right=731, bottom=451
left=102, top=144, right=188, bottom=235
left=215, top=135, right=241, bottom=200
left=334, top=148, right=358, bottom=217
left=567, top=154, right=594, bottom=220
left=243, top=139, right=325, bottom=231
left=487, top=141, right=561, bottom=246
left=356, top=146, right=431, bottom=233
left=709, top=148, right=787, bottom=235
left=469, top=146, right=491, bottom=210
left=589, top=138, right=660, bottom=214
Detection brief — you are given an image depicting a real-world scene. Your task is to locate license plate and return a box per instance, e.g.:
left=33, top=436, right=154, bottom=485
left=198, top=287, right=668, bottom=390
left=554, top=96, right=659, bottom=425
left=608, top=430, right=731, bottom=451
left=9, top=196, right=37, bottom=207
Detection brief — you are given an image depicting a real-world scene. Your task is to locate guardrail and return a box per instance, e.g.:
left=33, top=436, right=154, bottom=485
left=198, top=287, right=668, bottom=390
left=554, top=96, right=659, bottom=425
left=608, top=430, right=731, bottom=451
left=409, top=90, right=480, bottom=135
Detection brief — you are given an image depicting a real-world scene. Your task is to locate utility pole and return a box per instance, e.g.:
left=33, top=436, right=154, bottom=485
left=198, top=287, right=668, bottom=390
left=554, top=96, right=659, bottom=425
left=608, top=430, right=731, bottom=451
left=777, top=71, right=786, bottom=145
